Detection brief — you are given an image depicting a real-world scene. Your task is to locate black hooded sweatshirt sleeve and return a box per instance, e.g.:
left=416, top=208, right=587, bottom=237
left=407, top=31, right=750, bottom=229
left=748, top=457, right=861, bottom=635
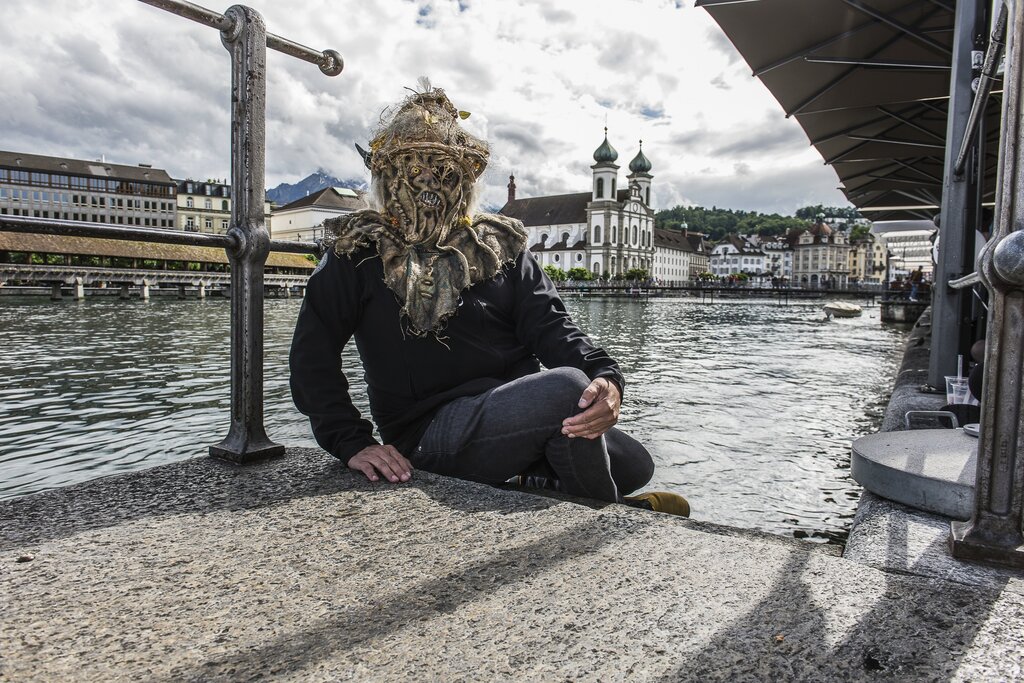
left=289, top=247, right=624, bottom=464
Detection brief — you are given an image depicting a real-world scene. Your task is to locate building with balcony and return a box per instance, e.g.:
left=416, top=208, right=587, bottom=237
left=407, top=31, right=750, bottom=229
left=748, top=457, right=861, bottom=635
left=176, top=179, right=272, bottom=235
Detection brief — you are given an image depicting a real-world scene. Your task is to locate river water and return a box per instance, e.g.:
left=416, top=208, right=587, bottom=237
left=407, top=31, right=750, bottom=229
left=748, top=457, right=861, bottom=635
left=0, top=294, right=907, bottom=543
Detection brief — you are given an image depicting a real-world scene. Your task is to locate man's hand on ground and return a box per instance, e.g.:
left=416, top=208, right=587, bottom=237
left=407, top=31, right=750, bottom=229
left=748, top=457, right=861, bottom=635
left=348, top=444, right=413, bottom=483
left=561, top=377, right=621, bottom=440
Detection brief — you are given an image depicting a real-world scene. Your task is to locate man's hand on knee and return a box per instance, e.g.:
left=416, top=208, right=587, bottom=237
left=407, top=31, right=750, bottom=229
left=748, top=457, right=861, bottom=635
left=347, top=444, right=413, bottom=483
left=561, top=377, right=621, bottom=440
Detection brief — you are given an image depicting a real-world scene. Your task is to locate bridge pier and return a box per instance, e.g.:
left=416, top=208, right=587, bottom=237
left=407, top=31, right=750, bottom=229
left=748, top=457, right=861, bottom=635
left=73, top=277, right=84, bottom=301
left=50, top=283, right=62, bottom=301
left=120, top=284, right=131, bottom=300
left=177, top=284, right=186, bottom=300
left=197, top=282, right=206, bottom=300
left=141, top=280, right=150, bottom=301
left=282, top=285, right=290, bottom=299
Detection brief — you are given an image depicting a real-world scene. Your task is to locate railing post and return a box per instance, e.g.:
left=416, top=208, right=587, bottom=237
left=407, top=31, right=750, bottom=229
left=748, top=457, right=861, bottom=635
left=950, top=0, right=1024, bottom=568
left=209, top=4, right=284, bottom=463
left=928, top=0, right=984, bottom=390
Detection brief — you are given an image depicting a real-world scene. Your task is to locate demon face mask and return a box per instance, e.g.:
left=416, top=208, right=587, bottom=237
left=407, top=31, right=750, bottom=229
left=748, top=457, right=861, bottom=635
left=325, top=84, right=527, bottom=337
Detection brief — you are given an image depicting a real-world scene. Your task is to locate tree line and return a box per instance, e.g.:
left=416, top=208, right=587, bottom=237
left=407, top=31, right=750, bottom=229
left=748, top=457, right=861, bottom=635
left=654, top=204, right=865, bottom=241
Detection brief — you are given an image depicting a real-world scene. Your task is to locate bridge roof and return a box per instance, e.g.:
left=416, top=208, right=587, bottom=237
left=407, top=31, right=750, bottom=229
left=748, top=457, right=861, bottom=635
left=0, top=232, right=314, bottom=270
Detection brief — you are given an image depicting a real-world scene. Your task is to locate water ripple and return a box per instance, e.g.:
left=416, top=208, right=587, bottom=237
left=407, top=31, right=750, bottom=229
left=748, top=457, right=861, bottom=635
left=0, top=295, right=906, bottom=543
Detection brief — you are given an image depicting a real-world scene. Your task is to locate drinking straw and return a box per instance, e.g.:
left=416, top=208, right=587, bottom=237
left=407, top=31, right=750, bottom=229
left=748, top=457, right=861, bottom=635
left=958, top=354, right=964, bottom=380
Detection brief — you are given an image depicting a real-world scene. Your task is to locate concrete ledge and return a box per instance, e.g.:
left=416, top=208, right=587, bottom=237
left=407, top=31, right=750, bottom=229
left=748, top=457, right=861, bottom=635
left=4, top=449, right=1024, bottom=681
left=845, top=492, right=1024, bottom=595
left=851, top=429, right=976, bottom=520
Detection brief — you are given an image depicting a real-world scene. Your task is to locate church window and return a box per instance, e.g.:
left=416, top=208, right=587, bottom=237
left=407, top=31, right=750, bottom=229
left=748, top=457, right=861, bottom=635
left=645, top=187, right=650, bottom=205
left=632, top=225, right=638, bottom=243
left=611, top=179, right=616, bottom=196
left=594, top=225, right=602, bottom=243
left=596, top=178, right=604, bottom=198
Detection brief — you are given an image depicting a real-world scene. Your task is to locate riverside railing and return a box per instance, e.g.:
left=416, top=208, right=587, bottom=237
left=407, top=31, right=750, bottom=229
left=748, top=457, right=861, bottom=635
left=0, top=1, right=337, bottom=463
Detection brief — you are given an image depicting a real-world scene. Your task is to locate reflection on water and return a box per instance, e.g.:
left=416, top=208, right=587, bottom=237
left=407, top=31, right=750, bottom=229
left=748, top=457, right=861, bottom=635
left=0, top=295, right=906, bottom=542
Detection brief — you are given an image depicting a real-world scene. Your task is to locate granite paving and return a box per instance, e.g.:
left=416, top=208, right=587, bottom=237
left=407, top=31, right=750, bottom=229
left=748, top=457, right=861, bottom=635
left=2, top=449, right=1023, bottom=682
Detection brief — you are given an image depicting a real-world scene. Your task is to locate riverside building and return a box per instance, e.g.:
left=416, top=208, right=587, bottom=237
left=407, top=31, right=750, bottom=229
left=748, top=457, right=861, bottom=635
left=0, top=150, right=176, bottom=228
left=270, top=187, right=368, bottom=242
left=176, top=179, right=272, bottom=235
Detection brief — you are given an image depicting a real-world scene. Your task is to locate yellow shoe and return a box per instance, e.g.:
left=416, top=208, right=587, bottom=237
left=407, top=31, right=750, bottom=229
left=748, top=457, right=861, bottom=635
left=624, top=491, right=690, bottom=517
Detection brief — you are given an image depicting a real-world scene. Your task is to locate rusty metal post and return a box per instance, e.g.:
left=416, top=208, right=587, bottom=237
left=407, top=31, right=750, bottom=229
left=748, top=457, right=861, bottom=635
left=950, top=0, right=1024, bottom=568
left=208, top=4, right=284, bottom=462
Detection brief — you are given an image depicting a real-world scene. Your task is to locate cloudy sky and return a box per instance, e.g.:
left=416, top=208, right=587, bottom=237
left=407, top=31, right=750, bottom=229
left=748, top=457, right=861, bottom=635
left=0, top=0, right=852, bottom=215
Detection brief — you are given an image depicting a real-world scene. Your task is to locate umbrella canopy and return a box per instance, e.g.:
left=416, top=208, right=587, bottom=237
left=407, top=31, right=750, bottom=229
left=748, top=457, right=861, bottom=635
left=696, top=0, right=1001, bottom=221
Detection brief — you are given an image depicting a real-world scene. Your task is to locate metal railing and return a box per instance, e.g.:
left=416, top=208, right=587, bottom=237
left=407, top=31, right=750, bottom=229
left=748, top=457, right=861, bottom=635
left=0, top=1, right=341, bottom=463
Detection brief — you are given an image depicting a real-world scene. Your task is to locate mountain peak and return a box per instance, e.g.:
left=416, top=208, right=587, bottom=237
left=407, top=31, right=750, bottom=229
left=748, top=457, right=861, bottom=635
left=268, top=172, right=366, bottom=206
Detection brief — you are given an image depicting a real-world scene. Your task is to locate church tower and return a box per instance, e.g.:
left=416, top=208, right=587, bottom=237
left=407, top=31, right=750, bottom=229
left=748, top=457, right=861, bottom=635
left=627, top=140, right=653, bottom=207
left=591, top=128, right=619, bottom=203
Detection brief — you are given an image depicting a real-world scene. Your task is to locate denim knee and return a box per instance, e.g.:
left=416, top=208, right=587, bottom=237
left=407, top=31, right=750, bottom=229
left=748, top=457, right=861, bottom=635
left=544, top=366, right=592, bottom=410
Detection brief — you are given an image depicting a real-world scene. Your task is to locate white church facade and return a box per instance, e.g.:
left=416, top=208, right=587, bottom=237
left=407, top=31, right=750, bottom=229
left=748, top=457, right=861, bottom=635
left=499, top=131, right=659, bottom=278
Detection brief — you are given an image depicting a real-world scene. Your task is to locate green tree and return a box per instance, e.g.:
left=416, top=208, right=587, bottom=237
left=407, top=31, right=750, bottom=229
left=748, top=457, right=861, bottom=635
left=543, top=265, right=567, bottom=282
left=624, top=268, right=649, bottom=281
left=567, top=267, right=592, bottom=281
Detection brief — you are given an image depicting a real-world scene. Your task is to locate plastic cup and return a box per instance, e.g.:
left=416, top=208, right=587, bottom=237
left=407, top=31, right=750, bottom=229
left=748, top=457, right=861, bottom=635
left=945, top=375, right=971, bottom=405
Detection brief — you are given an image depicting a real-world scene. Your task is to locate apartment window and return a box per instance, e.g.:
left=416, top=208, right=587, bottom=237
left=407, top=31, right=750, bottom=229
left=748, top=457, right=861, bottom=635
left=33, top=191, right=41, bottom=201
left=221, top=220, right=228, bottom=230
left=204, top=217, right=213, bottom=230
left=186, top=216, right=195, bottom=230
left=186, top=197, right=194, bottom=208
left=204, top=199, right=212, bottom=210
left=221, top=200, right=228, bottom=211
left=205, top=186, right=212, bottom=195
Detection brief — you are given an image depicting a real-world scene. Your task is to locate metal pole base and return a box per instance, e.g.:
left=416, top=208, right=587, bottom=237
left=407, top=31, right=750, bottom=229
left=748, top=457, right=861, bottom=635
left=950, top=520, right=1024, bottom=569
left=209, top=438, right=285, bottom=463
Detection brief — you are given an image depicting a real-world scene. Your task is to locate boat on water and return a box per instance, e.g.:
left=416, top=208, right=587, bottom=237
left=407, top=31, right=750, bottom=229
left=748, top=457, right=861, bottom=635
left=823, top=301, right=863, bottom=318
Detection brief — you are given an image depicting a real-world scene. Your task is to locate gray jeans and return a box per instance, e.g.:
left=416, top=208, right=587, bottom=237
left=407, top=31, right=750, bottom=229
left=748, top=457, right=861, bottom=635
left=411, top=367, right=654, bottom=502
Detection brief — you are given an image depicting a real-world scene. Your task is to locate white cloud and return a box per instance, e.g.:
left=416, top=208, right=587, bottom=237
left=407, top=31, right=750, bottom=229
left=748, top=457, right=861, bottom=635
left=0, top=0, right=851, bottom=215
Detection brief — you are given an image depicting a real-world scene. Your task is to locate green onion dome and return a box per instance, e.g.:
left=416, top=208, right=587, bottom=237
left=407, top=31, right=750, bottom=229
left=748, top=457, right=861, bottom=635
left=593, top=128, right=618, bottom=163
left=629, top=141, right=652, bottom=173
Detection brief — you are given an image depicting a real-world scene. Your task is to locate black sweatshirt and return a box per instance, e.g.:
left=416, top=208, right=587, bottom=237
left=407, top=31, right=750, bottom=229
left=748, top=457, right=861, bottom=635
left=289, top=247, right=625, bottom=463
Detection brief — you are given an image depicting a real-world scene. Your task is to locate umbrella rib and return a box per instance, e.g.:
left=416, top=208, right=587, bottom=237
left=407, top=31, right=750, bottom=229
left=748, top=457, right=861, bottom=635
left=877, top=106, right=946, bottom=141
left=810, top=113, right=893, bottom=145
left=841, top=160, right=908, bottom=182
left=847, top=134, right=945, bottom=149
left=752, top=18, right=881, bottom=77
left=890, top=158, right=945, bottom=184
left=841, top=0, right=952, bottom=56
left=786, top=5, right=946, bottom=117
left=805, top=56, right=949, bottom=69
